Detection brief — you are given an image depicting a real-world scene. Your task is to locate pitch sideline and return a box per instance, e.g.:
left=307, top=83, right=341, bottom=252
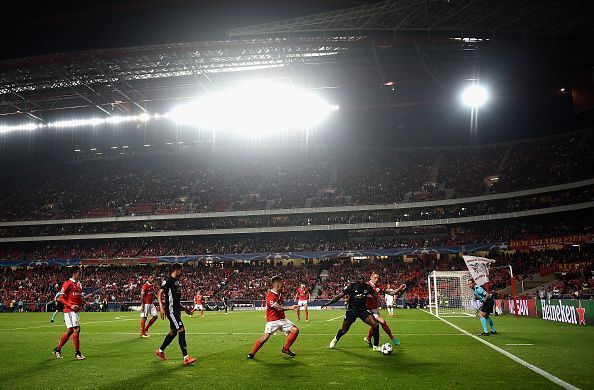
left=421, top=309, right=580, bottom=390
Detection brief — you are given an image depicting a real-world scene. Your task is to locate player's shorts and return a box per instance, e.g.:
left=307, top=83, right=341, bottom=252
left=368, top=308, right=381, bottom=318
left=385, top=299, right=394, bottom=308
left=140, top=303, right=158, bottom=318
left=63, top=311, right=80, bottom=328
left=193, top=304, right=204, bottom=311
left=345, top=309, right=374, bottom=323
left=167, top=310, right=184, bottom=330
left=297, top=300, right=308, bottom=307
left=480, top=297, right=495, bottom=316
left=264, top=319, right=295, bottom=335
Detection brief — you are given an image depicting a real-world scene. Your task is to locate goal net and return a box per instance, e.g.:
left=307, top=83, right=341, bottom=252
left=428, top=270, right=477, bottom=317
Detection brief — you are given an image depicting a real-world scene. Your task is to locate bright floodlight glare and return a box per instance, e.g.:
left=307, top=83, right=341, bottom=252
left=169, top=81, right=339, bottom=134
left=461, top=85, right=488, bottom=108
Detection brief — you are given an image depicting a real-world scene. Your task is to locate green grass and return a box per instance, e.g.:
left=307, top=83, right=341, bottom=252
left=0, top=309, right=592, bottom=389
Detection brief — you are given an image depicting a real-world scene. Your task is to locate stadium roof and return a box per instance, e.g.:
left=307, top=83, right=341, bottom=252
left=228, top=0, right=594, bottom=39
left=0, top=37, right=360, bottom=122
left=1, top=0, right=592, bottom=124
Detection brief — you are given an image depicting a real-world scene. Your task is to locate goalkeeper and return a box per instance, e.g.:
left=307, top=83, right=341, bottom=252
left=467, top=279, right=496, bottom=336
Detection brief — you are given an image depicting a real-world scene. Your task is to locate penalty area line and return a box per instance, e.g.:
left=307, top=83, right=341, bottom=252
left=421, top=310, right=579, bottom=390
left=326, top=315, right=344, bottom=322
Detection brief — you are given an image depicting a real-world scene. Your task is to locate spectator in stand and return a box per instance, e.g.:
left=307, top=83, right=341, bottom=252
left=0, top=129, right=591, bottom=222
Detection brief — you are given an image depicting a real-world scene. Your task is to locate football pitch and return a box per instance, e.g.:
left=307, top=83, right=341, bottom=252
left=0, top=309, right=592, bottom=390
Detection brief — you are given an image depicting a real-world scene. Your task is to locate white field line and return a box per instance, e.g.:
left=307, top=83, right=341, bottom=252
left=421, top=309, right=579, bottom=390
left=0, top=310, right=245, bottom=332
left=0, top=317, right=137, bottom=331
left=0, top=330, right=468, bottom=336
left=326, top=315, right=344, bottom=322
left=506, top=343, right=535, bottom=346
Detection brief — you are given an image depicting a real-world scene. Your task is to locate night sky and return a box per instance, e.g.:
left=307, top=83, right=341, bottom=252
left=0, top=0, right=592, bottom=165
left=1, top=0, right=369, bottom=60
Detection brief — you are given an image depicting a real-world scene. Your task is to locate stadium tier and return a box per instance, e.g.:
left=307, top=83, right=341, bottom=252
left=0, top=129, right=592, bottom=222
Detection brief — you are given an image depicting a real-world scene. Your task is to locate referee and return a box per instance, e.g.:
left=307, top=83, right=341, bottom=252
left=155, top=264, right=197, bottom=365
left=467, top=279, right=497, bottom=336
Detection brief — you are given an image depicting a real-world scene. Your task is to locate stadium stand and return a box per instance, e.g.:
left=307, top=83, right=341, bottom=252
left=0, top=129, right=592, bottom=222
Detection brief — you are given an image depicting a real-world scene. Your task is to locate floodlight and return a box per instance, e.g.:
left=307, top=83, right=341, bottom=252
left=168, top=81, right=338, bottom=134
left=461, top=85, right=488, bottom=108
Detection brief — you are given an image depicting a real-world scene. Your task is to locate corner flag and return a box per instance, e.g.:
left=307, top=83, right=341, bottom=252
left=462, top=255, right=495, bottom=286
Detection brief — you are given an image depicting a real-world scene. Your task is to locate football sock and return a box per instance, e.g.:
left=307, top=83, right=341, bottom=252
left=178, top=331, right=188, bottom=356
left=57, top=332, right=71, bottom=349
left=305, top=309, right=309, bottom=320
left=283, top=333, right=298, bottom=350
left=479, top=317, right=489, bottom=333
left=335, top=329, right=346, bottom=341
left=145, top=317, right=157, bottom=331
left=381, top=322, right=394, bottom=339
left=73, top=333, right=80, bottom=351
left=487, top=318, right=496, bottom=331
left=160, top=332, right=177, bottom=351
left=251, top=339, right=264, bottom=355
left=51, top=311, right=59, bottom=322
left=140, top=318, right=146, bottom=333
left=372, top=326, right=380, bottom=347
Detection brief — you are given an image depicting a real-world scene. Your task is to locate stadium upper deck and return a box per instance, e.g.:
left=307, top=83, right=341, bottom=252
left=1, top=129, right=592, bottom=224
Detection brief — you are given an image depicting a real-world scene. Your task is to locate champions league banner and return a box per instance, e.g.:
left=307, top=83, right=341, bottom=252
left=0, top=242, right=507, bottom=267
left=0, top=259, right=82, bottom=267
left=156, top=244, right=500, bottom=263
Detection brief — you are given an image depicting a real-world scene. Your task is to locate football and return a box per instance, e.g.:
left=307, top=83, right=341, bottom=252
left=381, top=343, right=393, bottom=355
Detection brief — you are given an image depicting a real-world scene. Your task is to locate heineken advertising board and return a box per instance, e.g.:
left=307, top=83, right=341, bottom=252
left=537, top=299, right=591, bottom=326
left=497, top=299, right=592, bottom=326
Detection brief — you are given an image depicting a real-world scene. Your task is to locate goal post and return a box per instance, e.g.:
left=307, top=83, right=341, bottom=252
left=428, top=270, right=477, bottom=317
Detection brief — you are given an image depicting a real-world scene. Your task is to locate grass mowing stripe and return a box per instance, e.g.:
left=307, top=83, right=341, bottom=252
left=422, top=310, right=580, bottom=390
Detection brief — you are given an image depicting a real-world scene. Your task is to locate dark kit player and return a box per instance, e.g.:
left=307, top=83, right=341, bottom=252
left=322, top=273, right=382, bottom=351
left=154, top=264, right=197, bottom=365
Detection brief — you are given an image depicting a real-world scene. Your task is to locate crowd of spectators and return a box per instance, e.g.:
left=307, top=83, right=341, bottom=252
left=1, top=242, right=591, bottom=311
left=1, top=185, right=591, bottom=239
left=0, top=211, right=591, bottom=261
left=0, top=129, right=592, bottom=223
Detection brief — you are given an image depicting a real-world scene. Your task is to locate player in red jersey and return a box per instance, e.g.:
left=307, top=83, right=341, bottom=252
left=294, top=283, right=310, bottom=321
left=364, top=272, right=406, bottom=348
left=192, top=292, right=205, bottom=318
left=248, top=276, right=299, bottom=359
left=52, top=266, right=85, bottom=360
left=140, top=275, right=158, bottom=337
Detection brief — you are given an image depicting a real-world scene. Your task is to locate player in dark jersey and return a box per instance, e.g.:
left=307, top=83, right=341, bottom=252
left=321, top=273, right=382, bottom=351
left=154, top=264, right=197, bottom=365
left=222, top=295, right=229, bottom=314
left=50, top=291, right=63, bottom=323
